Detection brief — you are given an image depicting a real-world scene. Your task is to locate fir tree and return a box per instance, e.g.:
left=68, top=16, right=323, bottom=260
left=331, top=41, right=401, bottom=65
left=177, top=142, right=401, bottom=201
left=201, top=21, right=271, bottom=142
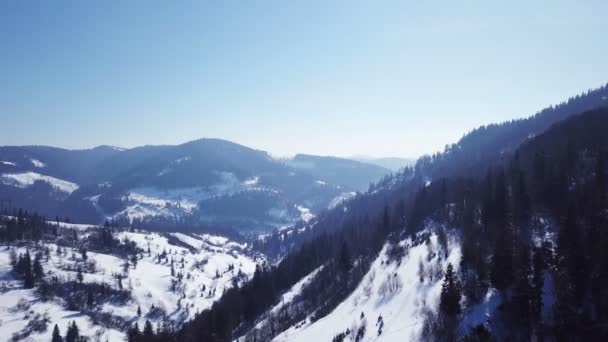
left=143, top=320, right=154, bottom=338
left=52, top=324, right=63, bottom=342
left=65, top=321, right=79, bottom=342
left=33, top=253, right=44, bottom=281
left=127, top=322, right=141, bottom=342
left=440, top=263, right=462, bottom=317
left=339, top=240, right=351, bottom=273
left=22, top=251, right=35, bottom=289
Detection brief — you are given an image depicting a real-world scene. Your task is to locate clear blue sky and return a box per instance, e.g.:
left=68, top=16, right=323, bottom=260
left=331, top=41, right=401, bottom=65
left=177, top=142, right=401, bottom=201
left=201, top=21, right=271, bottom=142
left=1, top=1, right=607, bottom=158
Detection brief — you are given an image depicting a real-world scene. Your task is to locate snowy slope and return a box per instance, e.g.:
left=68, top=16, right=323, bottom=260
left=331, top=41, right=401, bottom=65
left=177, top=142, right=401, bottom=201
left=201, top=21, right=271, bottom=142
left=0, top=227, right=262, bottom=341
left=272, top=225, right=461, bottom=342
left=0, top=246, right=125, bottom=341
left=0, top=172, right=79, bottom=193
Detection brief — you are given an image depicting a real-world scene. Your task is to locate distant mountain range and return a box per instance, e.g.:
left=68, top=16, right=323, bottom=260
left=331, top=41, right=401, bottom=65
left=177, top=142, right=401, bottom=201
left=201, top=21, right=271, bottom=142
left=0, top=139, right=390, bottom=232
left=351, top=156, right=416, bottom=171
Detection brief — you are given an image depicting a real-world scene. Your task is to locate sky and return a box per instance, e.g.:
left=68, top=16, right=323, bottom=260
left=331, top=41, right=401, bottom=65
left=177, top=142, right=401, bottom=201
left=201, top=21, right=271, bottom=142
left=1, top=1, right=607, bottom=158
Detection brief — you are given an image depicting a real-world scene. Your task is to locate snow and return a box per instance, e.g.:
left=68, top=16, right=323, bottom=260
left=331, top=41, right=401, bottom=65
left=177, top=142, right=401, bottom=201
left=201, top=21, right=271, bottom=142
left=115, top=172, right=274, bottom=221
left=315, top=180, right=326, bottom=185
left=328, top=192, right=357, bottom=209
left=458, top=289, right=502, bottom=334
left=243, top=176, right=259, bottom=186
left=1, top=161, right=16, bottom=166
left=272, top=226, right=461, bottom=342
left=0, top=172, right=79, bottom=193
left=271, top=266, right=323, bottom=316
left=0, top=246, right=124, bottom=341
left=0, top=229, right=261, bottom=340
left=235, top=266, right=324, bottom=342
left=48, top=221, right=99, bottom=231
left=296, top=206, right=314, bottom=223
left=158, top=156, right=191, bottom=176
left=30, top=159, right=46, bottom=168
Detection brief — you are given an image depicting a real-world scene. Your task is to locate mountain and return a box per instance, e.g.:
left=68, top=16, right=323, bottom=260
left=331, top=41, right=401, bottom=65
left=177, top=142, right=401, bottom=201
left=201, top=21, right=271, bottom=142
left=285, top=154, right=390, bottom=192
left=351, top=156, right=416, bottom=171
left=170, top=85, right=608, bottom=342
left=1, top=84, right=607, bottom=342
left=0, top=139, right=390, bottom=233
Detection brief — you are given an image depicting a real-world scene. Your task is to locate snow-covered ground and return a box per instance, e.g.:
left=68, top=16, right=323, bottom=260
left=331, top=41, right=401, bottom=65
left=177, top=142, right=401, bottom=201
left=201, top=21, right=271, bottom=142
left=112, top=173, right=279, bottom=221
left=296, top=206, right=314, bottom=223
left=0, top=246, right=124, bottom=341
left=0, top=172, right=79, bottom=193
left=328, top=192, right=357, bottom=209
left=30, top=159, right=46, bottom=168
left=272, top=226, right=461, bottom=342
left=234, top=266, right=324, bottom=342
left=0, top=228, right=262, bottom=341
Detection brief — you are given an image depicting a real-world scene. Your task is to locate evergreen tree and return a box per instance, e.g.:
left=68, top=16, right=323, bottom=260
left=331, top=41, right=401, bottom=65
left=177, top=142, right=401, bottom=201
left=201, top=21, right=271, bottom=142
left=531, top=246, right=545, bottom=339
left=127, top=322, right=141, bottom=342
left=339, top=240, right=351, bottom=273
left=22, top=251, right=35, bottom=288
left=86, top=288, right=94, bottom=307
left=76, top=267, right=84, bottom=284
left=65, top=321, right=79, bottom=342
left=51, top=324, right=63, bottom=342
left=33, top=253, right=44, bottom=281
left=511, top=245, right=532, bottom=339
left=143, top=320, right=154, bottom=338
left=440, top=263, right=462, bottom=317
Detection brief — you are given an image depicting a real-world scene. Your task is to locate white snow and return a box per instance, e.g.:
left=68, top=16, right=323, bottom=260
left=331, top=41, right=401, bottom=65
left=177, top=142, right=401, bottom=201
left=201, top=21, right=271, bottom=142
left=0, top=246, right=124, bottom=341
left=236, top=266, right=324, bottom=342
left=0, top=229, right=261, bottom=341
left=158, top=156, right=192, bottom=176
left=272, top=225, right=461, bottom=342
left=1, top=161, right=16, bottom=166
left=0, top=172, right=79, bottom=193
left=30, top=159, right=46, bottom=168
left=328, top=192, right=357, bottom=209
left=296, top=206, right=314, bottom=223
left=243, top=176, right=259, bottom=186
left=115, top=172, right=274, bottom=221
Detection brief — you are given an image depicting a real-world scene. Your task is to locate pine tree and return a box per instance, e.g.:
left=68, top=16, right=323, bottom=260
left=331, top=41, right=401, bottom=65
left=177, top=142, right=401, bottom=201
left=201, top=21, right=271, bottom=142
left=127, top=322, right=141, bottom=342
left=33, top=253, right=44, bottom=281
left=531, top=246, right=545, bottom=339
left=87, top=288, right=94, bottom=307
left=137, top=305, right=142, bottom=317
left=143, top=320, right=154, bottom=338
left=440, top=263, right=462, bottom=317
left=511, top=245, right=532, bottom=339
left=76, top=267, right=84, bottom=284
left=52, top=324, right=63, bottom=342
left=65, top=321, right=79, bottom=342
left=339, top=240, right=351, bottom=273
left=23, top=251, right=35, bottom=288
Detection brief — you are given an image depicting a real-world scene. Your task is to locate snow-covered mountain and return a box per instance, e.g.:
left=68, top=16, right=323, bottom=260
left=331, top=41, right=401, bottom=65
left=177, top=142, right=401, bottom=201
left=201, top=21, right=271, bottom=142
left=0, top=139, right=390, bottom=233
left=236, top=224, right=461, bottom=342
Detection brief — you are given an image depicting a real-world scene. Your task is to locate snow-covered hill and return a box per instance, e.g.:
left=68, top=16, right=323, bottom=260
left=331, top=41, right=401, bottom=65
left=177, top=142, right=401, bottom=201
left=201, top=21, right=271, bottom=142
left=0, top=223, right=262, bottom=341
left=233, top=224, right=461, bottom=342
